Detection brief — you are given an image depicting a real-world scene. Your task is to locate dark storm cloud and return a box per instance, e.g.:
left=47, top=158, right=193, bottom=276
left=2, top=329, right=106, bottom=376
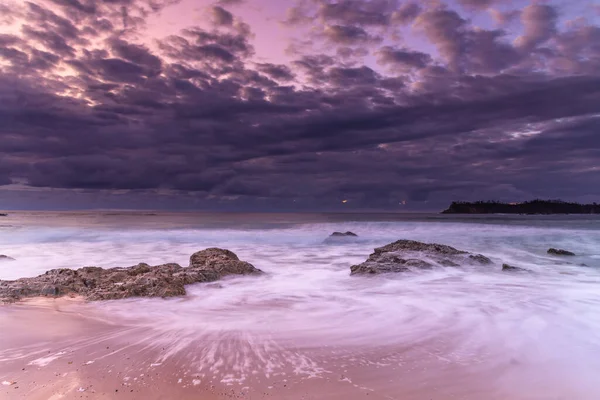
left=109, top=38, right=162, bottom=71
left=181, top=28, right=254, bottom=58
left=323, top=24, right=379, bottom=44
left=211, top=5, right=234, bottom=26
left=49, top=0, right=97, bottom=14
left=376, top=46, right=431, bottom=70
left=255, top=63, right=295, bottom=81
left=414, top=7, right=522, bottom=73
left=516, top=4, right=558, bottom=50
left=489, top=9, right=520, bottom=26
left=22, top=25, right=78, bottom=57
left=317, top=0, right=396, bottom=26
left=1, top=0, right=600, bottom=210
left=285, top=0, right=408, bottom=29
left=216, top=0, right=244, bottom=6
left=456, top=0, right=496, bottom=10
left=391, top=2, right=421, bottom=24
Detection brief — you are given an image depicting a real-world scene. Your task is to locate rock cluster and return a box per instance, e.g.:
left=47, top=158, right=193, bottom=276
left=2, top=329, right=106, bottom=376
left=0, top=248, right=262, bottom=303
left=350, top=240, right=492, bottom=275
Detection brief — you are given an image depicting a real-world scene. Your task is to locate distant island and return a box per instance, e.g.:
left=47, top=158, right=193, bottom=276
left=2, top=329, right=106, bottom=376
left=441, top=200, right=600, bottom=214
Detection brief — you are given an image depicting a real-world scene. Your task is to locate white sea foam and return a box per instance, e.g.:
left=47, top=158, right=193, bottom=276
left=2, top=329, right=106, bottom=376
left=27, top=351, right=67, bottom=367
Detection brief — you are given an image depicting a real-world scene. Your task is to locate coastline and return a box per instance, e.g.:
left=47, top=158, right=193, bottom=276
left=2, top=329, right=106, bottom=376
left=2, top=213, right=600, bottom=399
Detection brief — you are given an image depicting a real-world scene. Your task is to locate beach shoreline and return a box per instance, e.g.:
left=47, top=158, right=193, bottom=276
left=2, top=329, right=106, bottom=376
left=1, top=296, right=598, bottom=400
left=1, top=213, right=600, bottom=399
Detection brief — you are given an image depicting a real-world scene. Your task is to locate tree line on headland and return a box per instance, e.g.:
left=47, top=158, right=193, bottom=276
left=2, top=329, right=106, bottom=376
left=441, top=200, right=600, bottom=214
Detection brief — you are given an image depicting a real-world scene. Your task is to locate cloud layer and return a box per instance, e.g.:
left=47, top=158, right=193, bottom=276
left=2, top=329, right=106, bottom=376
left=1, top=0, right=599, bottom=210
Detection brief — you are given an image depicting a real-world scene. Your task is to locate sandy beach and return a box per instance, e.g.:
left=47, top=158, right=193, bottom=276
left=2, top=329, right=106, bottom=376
left=0, top=298, right=498, bottom=400
left=1, top=296, right=596, bottom=400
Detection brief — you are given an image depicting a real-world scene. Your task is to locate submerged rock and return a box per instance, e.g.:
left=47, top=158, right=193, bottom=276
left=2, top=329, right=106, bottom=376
left=548, top=248, right=576, bottom=256
left=323, top=231, right=358, bottom=244
left=502, top=264, right=528, bottom=272
left=350, top=240, right=492, bottom=275
left=0, top=255, right=15, bottom=261
left=0, top=248, right=262, bottom=303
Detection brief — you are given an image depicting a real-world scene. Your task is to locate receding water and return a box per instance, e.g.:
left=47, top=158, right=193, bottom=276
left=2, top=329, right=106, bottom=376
left=1, top=212, right=600, bottom=399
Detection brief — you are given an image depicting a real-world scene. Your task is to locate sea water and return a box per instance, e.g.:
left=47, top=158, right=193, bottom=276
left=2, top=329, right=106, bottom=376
left=1, top=212, right=600, bottom=398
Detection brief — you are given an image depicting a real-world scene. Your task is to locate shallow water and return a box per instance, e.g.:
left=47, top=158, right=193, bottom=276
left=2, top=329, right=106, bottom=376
left=1, top=212, right=600, bottom=398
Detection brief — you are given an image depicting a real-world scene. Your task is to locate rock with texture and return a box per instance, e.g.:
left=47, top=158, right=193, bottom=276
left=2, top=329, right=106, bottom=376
left=547, top=248, right=575, bottom=256
left=350, top=240, right=492, bottom=275
left=0, top=248, right=262, bottom=303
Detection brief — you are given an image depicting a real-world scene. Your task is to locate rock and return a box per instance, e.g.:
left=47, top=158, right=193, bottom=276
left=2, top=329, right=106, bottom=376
left=323, top=231, right=358, bottom=244
left=189, top=248, right=262, bottom=278
left=547, top=248, right=576, bottom=256
left=0, top=248, right=262, bottom=303
left=0, top=255, right=15, bottom=261
left=331, top=231, right=358, bottom=237
left=350, top=240, right=492, bottom=275
left=469, top=254, right=493, bottom=264
left=502, top=264, right=528, bottom=272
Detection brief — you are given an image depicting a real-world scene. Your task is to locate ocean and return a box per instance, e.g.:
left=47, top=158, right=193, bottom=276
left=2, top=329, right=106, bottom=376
left=1, top=211, right=600, bottom=399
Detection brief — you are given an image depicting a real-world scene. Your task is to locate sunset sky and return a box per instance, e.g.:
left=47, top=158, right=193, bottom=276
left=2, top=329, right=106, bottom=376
left=1, top=0, right=599, bottom=210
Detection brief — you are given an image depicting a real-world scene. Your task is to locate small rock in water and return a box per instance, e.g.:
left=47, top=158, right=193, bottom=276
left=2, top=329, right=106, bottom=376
left=330, top=231, right=358, bottom=237
left=323, top=231, right=358, bottom=244
left=351, top=239, right=493, bottom=275
left=548, top=248, right=576, bottom=256
left=502, top=264, right=528, bottom=272
left=0, top=255, right=15, bottom=261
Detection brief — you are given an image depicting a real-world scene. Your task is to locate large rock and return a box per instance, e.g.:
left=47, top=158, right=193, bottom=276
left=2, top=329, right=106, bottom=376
left=350, top=240, right=492, bottom=275
left=0, top=248, right=262, bottom=303
left=547, top=248, right=575, bottom=256
left=189, top=248, right=261, bottom=278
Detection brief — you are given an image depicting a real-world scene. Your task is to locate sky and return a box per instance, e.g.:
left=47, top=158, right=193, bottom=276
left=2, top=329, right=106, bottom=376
left=0, top=0, right=599, bottom=211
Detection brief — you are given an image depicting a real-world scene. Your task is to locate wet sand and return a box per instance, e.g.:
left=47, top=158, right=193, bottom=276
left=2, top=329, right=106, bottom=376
left=2, top=298, right=596, bottom=400
left=0, top=298, right=475, bottom=400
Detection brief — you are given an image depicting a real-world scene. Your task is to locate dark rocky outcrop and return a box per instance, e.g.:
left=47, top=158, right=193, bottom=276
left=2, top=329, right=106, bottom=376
left=442, top=200, right=600, bottom=214
left=0, top=248, right=262, bottom=303
left=350, top=240, right=492, bottom=275
left=547, top=248, right=576, bottom=256
left=502, top=264, right=528, bottom=272
left=323, top=231, right=358, bottom=244
left=0, top=255, right=15, bottom=261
